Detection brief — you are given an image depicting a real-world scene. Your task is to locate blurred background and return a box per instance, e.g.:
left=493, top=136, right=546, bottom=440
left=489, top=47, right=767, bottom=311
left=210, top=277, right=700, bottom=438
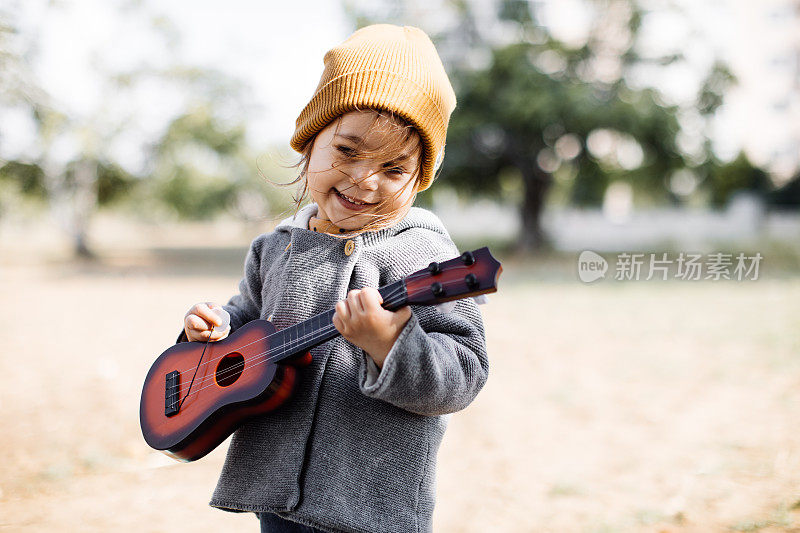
left=1, top=0, right=799, bottom=531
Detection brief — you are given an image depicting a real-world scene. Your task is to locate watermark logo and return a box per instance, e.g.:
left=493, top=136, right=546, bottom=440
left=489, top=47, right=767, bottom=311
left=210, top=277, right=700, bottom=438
left=578, top=251, right=762, bottom=282
left=578, top=250, right=608, bottom=283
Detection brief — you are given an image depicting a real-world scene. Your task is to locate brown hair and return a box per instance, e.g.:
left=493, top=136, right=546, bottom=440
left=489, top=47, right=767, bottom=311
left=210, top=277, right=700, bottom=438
left=267, top=109, right=424, bottom=239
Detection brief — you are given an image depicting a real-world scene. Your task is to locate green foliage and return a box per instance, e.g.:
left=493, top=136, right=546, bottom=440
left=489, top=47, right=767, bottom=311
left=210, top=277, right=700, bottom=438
left=498, top=0, right=534, bottom=25
left=59, top=159, right=138, bottom=207
left=157, top=107, right=246, bottom=158
left=153, top=168, right=238, bottom=220
left=95, top=161, right=137, bottom=206
left=697, top=61, right=737, bottom=116
left=704, top=152, right=771, bottom=208
left=0, top=160, right=47, bottom=218
left=147, top=105, right=251, bottom=220
left=442, top=41, right=685, bottom=207
left=0, top=158, right=138, bottom=213
left=345, top=0, right=766, bottom=248
left=767, top=173, right=800, bottom=210
left=0, top=160, right=47, bottom=198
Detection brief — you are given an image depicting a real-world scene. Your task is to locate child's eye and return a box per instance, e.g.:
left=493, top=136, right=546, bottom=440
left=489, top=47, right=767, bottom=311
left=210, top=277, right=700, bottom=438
left=386, top=167, right=406, bottom=176
left=336, top=145, right=356, bottom=157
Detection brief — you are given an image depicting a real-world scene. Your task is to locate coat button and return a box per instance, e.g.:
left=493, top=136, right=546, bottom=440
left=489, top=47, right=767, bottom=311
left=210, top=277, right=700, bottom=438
left=344, top=240, right=355, bottom=256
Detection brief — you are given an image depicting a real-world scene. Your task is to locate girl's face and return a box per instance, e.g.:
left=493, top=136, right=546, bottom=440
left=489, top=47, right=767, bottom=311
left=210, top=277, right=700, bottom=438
left=306, top=110, right=421, bottom=231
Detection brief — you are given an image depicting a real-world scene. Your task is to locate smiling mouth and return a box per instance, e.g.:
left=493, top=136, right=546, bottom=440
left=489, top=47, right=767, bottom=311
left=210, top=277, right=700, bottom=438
left=334, top=189, right=376, bottom=206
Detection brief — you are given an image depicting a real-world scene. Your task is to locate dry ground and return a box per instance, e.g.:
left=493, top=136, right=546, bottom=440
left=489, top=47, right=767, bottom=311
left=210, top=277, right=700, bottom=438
left=1, top=218, right=799, bottom=532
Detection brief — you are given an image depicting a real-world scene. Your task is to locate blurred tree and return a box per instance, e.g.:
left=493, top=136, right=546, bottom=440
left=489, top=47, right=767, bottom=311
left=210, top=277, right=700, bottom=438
left=690, top=60, right=756, bottom=209
left=343, top=0, right=748, bottom=253
left=0, top=11, right=47, bottom=218
left=0, top=5, right=153, bottom=257
left=704, top=152, right=771, bottom=209
left=445, top=42, right=683, bottom=251
left=0, top=160, right=46, bottom=199
left=144, top=103, right=248, bottom=220
left=29, top=106, right=137, bottom=258
left=133, top=63, right=300, bottom=224
left=768, top=172, right=800, bottom=210
left=0, top=11, right=45, bottom=107
left=0, top=4, right=264, bottom=257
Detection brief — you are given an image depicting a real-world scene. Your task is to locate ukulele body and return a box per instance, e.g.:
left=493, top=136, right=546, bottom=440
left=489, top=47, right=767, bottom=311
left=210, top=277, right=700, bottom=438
left=139, top=319, right=312, bottom=462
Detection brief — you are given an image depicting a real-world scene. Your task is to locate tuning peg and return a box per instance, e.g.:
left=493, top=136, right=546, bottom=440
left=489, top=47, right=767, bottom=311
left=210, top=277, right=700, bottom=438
left=460, top=251, right=475, bottom=265
left=431, top=282, right=445, bottom=297
left=465, top=273, right=478, bottom=289
left=427, top=261, right=441, bottom=275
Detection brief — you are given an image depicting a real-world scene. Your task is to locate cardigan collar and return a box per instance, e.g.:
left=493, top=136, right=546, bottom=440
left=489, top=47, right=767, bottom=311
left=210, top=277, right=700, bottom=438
left=274, top=203, right=319, bottom=231
left=274, top=202, right=452, bottom=246
left=308, top=215, right=357, bottom=235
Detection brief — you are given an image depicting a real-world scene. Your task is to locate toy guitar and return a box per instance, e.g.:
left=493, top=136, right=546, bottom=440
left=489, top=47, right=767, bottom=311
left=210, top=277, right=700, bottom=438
left=140, top=247, right=502, bottom=462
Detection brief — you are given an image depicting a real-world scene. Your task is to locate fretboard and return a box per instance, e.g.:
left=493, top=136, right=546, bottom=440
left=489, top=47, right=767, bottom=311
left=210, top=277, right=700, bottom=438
left=266, top=279, right=407, bottom=363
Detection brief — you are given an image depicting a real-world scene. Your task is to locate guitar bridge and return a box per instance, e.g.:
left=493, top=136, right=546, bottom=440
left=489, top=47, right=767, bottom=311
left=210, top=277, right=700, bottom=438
left=165, top=370, right=180, bottom=417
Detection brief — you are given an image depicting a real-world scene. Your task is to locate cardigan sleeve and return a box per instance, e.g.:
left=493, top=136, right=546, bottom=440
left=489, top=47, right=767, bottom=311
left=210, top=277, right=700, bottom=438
left=358, top=296, right=488, bottom=416
left=175, top=233, right=267, bottom=344
left=224, top=233, right=267, bottom=330
left=357, top=223, right=490, bottom=416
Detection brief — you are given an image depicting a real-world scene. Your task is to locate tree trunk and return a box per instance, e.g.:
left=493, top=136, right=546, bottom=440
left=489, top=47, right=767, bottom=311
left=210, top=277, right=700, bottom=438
left=42, top=156, right=98, bottom=260
left=516, top=160, right=552, bottom=254
left=71, top=159, right=98, bottom=259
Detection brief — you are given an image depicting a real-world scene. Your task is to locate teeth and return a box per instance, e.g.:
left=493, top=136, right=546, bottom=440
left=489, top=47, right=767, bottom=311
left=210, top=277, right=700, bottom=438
left=338, top=191, right=367, bottom=205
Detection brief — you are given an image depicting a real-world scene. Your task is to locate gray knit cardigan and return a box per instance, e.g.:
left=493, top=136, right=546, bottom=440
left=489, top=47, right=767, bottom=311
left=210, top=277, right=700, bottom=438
left=180, top=203, right=489, bottom=533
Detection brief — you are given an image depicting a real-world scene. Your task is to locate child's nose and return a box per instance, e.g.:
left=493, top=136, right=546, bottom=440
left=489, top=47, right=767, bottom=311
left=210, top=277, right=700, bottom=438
left=350, top=165, right=380, bottom=190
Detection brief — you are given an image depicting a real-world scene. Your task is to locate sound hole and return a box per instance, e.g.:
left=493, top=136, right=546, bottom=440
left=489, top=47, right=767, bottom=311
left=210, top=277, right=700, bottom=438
left=216, top=352, right=245, bottom=387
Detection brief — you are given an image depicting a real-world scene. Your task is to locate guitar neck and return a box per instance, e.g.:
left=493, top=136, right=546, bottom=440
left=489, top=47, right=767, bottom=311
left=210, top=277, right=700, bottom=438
left=266, top=279, right=408, bottom=363
left=264, top=247, right=502, bottom=364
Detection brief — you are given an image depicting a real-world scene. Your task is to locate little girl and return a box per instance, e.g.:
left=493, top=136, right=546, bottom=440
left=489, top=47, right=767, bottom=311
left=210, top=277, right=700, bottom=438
left=178, top=24, right=489, bottom=533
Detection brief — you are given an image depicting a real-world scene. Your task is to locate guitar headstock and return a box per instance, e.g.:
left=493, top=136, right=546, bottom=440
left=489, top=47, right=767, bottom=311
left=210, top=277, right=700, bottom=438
left=404, top=247, right=503, bottom=306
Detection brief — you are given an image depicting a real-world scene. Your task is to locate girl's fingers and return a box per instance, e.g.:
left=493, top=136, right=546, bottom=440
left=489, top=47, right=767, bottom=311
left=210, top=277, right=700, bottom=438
left=187, top=314, right=210, bottom=331
left=348, top=289, right=365, bottom=314
left=333, top=301, right=348, bottom=334
left=197, top=302, right=221, bottom=326
left=360, top=287, right=383, bottom=311
left=189, top=326, right=228, bottom=342
left=186, top=329, right=209, bottom=342
left=335, top=300, right=350, bottom=320
left=209, top=327, right=228, bottom=340
left=185, top=302, right=220, bottom=327
left=355, top=291, right=368, bottom=314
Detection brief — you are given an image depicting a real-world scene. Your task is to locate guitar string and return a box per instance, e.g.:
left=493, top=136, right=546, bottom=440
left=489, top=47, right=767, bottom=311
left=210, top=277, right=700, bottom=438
left=166, top=269, right=475, bottom=402
left=169, top=276, right=419, bottom=376
left=167, top=273, right=475, bottom=400
left=167, top=285, right=407, bottom=395
left=169, top=260, right=459, bottom=378
left=172, top=324, right=339, bottom=403
left=171, top=275, right=480, bottom=402
left=167, top=283, right=412, bottom=397
left=170, top=281, right=406, bottom=378
left=170, top=260, right=471, bottom=378
left=172, top=323, right=215, bottom=412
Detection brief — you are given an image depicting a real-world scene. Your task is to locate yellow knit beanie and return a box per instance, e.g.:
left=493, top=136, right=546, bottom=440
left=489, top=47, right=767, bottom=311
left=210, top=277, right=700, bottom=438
left=290, top=24, right=457, bottom=192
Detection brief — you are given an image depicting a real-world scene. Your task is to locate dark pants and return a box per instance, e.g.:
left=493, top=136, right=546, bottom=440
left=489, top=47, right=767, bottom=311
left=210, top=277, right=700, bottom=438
left=257, top=512, right=326, bottom=533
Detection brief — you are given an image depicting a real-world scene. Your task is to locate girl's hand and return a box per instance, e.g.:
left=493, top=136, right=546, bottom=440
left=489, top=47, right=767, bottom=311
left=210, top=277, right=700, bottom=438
left=184, top=302, right=230, bottom=342
left=332, top=287, right=412, bottom=369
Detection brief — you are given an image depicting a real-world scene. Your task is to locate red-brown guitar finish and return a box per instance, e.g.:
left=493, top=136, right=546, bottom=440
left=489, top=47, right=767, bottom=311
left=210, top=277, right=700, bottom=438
left=139, top=319, right=311, bottom=462
left=140, top=246, right=502, bottom=463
